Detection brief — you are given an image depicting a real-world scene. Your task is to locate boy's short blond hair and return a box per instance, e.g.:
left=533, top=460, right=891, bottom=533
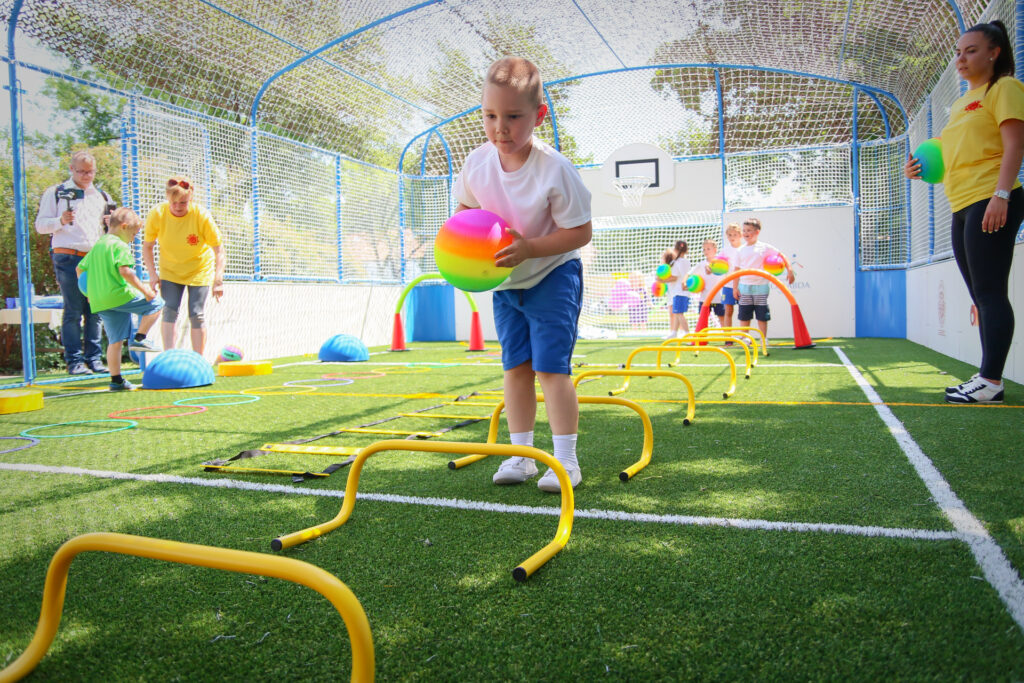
left=109, top=207, right=142, bottom=232
left=725, top=222, right=741, bottom=235
left=486, top=56, right=544, bottom=108
left=743, top=217, right=762, bottom=230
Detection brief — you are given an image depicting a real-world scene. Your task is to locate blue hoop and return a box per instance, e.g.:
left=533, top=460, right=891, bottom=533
left=0, top=435, right=40, bottom=454
left=20, top=419, right=137, bottom=439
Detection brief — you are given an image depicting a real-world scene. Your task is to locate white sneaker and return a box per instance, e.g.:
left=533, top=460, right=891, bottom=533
left=945, top=376, right=1004, bottom=404
left=663, top=330, right=674, bottom=339
left=492, top=456, right=538, bottom=484
left=537, top=466, right=582, bottom=493
left=946, top=373, right=979, bottom=395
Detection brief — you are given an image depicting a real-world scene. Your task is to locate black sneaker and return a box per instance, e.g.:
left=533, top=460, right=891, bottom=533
left=67, top=362, right=92, bottom=376
left=945, top=376, right=1004, bottom=404
left=87, top=359, right=107, bottom=373
left=109, top=379, right=137, bottom=391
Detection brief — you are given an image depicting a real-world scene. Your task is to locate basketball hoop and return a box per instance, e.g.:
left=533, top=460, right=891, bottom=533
left=613, top=176, right=652, bottom=208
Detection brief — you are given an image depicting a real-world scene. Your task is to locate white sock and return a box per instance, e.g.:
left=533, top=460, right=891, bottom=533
left=982, top=377, right=1002, bottom=388
left=552, top=434, right=579, bottom=471
left=509, top=431, right=533, bottom=447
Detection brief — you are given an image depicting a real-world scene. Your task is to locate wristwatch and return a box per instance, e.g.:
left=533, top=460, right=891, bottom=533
left=994, top=189, right=1010, bottom=200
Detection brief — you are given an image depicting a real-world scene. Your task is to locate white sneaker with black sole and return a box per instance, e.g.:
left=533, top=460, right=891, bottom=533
left=492, top=456, right=538, bottom=484
left=537, top=466, right=582, bottom=493
left=946, top=373, right=979, bottom=395
left=945, top=376, right=1004, bottom=404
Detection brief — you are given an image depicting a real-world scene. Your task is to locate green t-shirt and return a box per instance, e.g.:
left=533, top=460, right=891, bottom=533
left=78, top=234, right=138, bottom=312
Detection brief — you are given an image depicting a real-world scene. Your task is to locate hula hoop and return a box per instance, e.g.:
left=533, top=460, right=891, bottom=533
left=240, top=385, right=316, bottom=395
left=372, top=366, right=431, bottom=375
left=173, top=395, right=261, bottom=407
left=321, top=371, right=385, bottom=380
left=283, top=378, right=355, bottom=387
left=0, top=435, right=40, bottom=454
left=108, top=405, right=209, bottom=419
left=21, top=419, right=137, bottom=439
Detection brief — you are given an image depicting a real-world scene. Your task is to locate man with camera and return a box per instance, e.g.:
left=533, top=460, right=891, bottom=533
left=34, top=150, right=116, bottom=375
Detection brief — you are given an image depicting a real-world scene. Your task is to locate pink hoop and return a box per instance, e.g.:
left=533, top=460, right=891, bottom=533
left=108, top=405, right=209, bottom=419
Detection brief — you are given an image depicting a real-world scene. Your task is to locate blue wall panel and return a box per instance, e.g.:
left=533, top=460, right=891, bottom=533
left=855, top=269, right=906, bottom=337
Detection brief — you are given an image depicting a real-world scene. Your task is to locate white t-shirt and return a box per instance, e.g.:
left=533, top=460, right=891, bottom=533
left=736, top=240, right=781, bottom=285
left=690, top=259, right=724, bottom=302
left=667, top=256, right=690, bottom=297
left=720, top=243, right=742, bottom=287
left=453, top=137, right=592, bottom=290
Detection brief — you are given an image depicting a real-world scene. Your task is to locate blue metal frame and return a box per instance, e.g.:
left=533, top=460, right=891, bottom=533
left=250, top=128, right=263, bottom=280
left=250, top=0, right=443, bottom=125
left=336, top=154, right=344, bottom=282
left=852, top=89, right=863, bottom=271
left=543, top=86, right=560, bottom=151
left=926, top=95, right=936, bottom=259
left=714, top=69, right=726, bottom=230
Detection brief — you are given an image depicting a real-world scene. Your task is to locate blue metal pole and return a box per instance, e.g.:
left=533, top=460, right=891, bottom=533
left=336, top=154, right=344, bottom=283
left=398, top=171, right=407, bottom=284
left=543, top=86, right=560, bottom=151
left=926, top=95, right=935, bottom=260
left=128, top=95, right=144, bottom=279
left=7, top=0, right=35, bottom=383
left=852, top=88, right=862, bottom=269
left=715, top=69, right=726, bottom=233
left=250, top=128, right=262, bottom=280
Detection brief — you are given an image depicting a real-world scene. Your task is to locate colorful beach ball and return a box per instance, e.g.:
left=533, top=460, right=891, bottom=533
left=655, top=264, right=671, bottom=280
left=763, top=252, right=786, bottom=276
left=651, top=281, right=667, bottom=297
left=685, top=274, right=704, bottom=293
left=434, top=209, right=515, bottom=292
left=216, top=344, right=244, bottom=364
left=709, top=255, right=729, bottom=276
left=77, top=270, right=88, bottom=297
left=912, top=138, right=944, bottom=184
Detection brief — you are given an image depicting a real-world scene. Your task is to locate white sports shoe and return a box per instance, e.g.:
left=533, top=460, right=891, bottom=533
left=946, top=373, right=979, bottom=395
left=492, top=456, right=538, bottom=485
left=537, top=466, right=582, bottom=493
left=945, top=376, right=1004, bottom=404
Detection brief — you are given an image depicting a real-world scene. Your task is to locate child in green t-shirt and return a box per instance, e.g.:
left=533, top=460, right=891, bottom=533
left=77, top=208, right=164, bottom=391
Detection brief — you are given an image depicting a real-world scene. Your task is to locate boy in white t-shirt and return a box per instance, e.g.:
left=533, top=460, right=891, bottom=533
left=660, top=241, right=691, bottom=338
left=453, top=56, right=592, bottom=492
left=735, top=218, right=794, bottom=342
left=691, top=239, right=725, bottom=325
left=719, top=223, right=743, bottom=329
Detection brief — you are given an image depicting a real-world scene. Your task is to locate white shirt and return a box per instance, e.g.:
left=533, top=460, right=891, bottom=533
left=667, top=256, right=690, bottom=298
left=35, top=179, right=108, bottom=252
left=720, top=243, right=742, bottom=286
left=453, top=138, right=591, bottom=290
left=690, top=259, right=724, bottom=301
left=736, top=240, right=781, bottom=286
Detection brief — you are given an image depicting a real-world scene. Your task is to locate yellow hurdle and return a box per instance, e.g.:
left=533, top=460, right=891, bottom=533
left=575, top=368, right=696, bottom=423
left=714, top=325, right=768, bottom=356
left=271, top=440, right=574, bottom=582
left=0, top=532, right=373, bottom=683
left=611, top=345, right=739, bottom=397
left=671, top=330, right=759, bottom=367
left=447, top=394, right=655, bottom=481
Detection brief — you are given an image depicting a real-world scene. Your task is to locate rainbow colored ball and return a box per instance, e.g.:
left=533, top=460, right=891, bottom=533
left=913, top=138, right=944, bottom=184
left=709, top=255, right=729, bottom=276
left=651, top=281, right=667, bottom=297
left=434, top=209, right=515, bottom=292
left=216, top=345, right=244, bottom=364
left=763, top=253, right=786, bottom=276
left=685, top=274, right=704, bottom=293
left=655, top=264, right=671, bottom=280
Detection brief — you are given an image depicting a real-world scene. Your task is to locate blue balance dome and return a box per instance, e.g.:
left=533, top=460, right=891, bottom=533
left=319, top=334, right=369, bottom=362
left=142, top=349, right=215, bottom=389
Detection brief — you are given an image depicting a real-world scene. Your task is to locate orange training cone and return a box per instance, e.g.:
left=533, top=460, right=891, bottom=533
left=790, top=303, right=815, bottom=349
left=390, top=312, right=408, bottom=351
left=695, top=303, right=711, bottom=333
left=468, top=311, right=485, bottom=351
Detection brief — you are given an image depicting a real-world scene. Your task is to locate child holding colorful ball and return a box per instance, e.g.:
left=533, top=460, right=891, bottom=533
left=658, top=241, right=691, bottom=339
left=735, top=217, right=794, bottom=344
left=720, top=223, right=743, bottom=329
left=690, top=239, right=726, bottom=326
left=452, top=56, right=592, bottom=492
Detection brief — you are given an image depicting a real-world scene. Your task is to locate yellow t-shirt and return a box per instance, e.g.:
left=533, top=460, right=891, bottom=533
left=144, top=202, right=222, bottom=286
left=940, top=76, right=1024, bottom=212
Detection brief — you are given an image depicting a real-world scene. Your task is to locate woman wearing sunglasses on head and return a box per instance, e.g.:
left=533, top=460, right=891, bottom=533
left=142, top=177, right=225, bottom=355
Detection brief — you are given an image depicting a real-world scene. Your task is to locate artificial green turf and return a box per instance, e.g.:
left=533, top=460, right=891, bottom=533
left=1, top=338, right=1022, bottom=680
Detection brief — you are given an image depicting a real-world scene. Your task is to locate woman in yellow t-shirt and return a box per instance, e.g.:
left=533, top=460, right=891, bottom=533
left=905, top=20, right=1024, bottom=404
left=143, top=177, right=225, bottom=355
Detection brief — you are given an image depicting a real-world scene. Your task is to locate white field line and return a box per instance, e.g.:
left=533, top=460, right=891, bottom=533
left=0, top=462, right=956, bottom=542
left=834, top=346, right=1024, bottom=631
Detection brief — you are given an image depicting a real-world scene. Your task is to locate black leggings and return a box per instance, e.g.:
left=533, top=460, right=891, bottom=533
left=950, top=187, right=1024, bottom=380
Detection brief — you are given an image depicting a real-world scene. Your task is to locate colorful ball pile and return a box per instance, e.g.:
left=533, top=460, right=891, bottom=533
left=763, top=252, right=786, bottom=276
left=685, top=274, right=704, bottom=293
left=216, top=344, right=244, bottom=364
left=709, top=255, right=729, bottom=276
left=651, top=281, right=667, bottom=297
left=655, top=263, right=671, bottom=280
left=434, top=209, right=515, bottom=292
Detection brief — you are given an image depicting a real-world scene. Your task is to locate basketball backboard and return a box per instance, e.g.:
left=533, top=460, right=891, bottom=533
left=600, top=143, right=675, bottom=197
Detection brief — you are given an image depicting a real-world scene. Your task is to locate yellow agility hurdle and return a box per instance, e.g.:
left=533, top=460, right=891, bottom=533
left=577, top=368, right=696, bottom=422
left=447, top=393, right=655, bottom=481
left=272, top=439, right=573, bottom=582
left=714, top=326, right=768, bottom=356
left=668, top=330, right=759, bottom=367
left=608, top=346, right=736, bottom=399
left=0, top=532, right=374, bottom=683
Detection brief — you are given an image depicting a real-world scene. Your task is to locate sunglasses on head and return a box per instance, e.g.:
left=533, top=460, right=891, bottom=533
left=167, top=179, right=191, bottom=190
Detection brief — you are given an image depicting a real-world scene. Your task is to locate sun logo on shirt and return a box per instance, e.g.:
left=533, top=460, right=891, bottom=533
left=964, top=100, right=983, bottom=112
left=187, top=233, right=199, bottom=246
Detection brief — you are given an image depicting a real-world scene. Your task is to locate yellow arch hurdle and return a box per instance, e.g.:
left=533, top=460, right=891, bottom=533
left=272, top=439, right=574, bottom=582
left=609, top=346, right=737, bottom=399
left=714, top=326, right=768, bottom=355
left=447, top=393, right=655, bottom=481
left=668, top=330, right=759, bottom=366
left=578, top=368, right=696, bottom=422
left=0, top=533, right=374, bottom=683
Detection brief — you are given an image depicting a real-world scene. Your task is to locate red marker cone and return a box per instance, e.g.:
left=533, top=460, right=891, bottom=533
left=468, top=311, right=485, bottom=351
left=390, top=312, right=408, bottom=351
left=790, top=303, right=815, bottom=349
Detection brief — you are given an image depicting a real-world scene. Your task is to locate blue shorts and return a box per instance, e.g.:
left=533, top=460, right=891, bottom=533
left=703, top=302, right=725, bottom=317
left=98, top=295, right=164, bottom=343
left=671, top=295, right=690, bottom=314
left=493, top=259, right=582, bottom=375
left=723, top=287, right=737, bottom=306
